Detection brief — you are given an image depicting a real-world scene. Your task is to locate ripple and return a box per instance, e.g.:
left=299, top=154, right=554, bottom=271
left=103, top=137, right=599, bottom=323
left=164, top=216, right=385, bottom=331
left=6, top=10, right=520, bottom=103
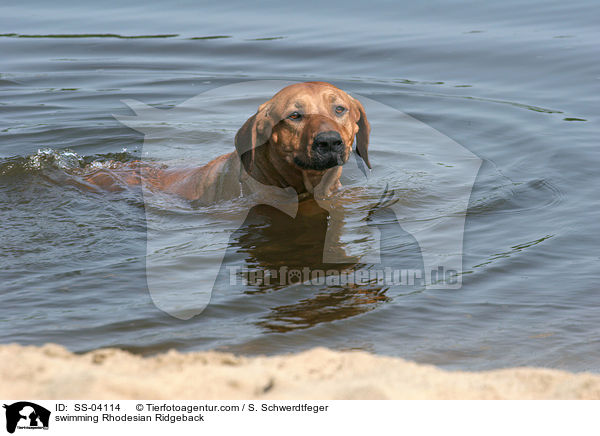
left=0, top=149, right=139, bottom=177
left=469, top=178, right=563, bottom=216
left=472, top=234, right=554, bottom=268
left=1, top=33, right=179, bottom=39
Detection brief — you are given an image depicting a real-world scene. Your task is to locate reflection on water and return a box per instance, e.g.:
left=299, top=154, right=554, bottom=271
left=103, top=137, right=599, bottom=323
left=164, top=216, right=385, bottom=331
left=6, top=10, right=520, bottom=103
left=258, top=285, right=390, bottom=333
left=226, top=197, right=423, bottom=332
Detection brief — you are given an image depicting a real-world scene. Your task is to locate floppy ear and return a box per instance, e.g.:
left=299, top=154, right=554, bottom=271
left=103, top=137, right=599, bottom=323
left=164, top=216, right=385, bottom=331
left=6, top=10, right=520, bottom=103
left=235, top=104, right=273, bottom=173
left=352, top=97, right=371, bottom=169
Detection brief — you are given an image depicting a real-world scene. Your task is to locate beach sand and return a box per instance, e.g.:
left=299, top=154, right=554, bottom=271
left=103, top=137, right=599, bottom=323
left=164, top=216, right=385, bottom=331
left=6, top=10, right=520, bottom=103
left=1, top=344, right=598, bottom=399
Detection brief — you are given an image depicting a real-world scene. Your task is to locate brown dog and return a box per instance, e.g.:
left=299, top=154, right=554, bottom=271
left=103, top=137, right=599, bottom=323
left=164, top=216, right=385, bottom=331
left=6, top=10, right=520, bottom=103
left=83, top=81, right=370, bottom=203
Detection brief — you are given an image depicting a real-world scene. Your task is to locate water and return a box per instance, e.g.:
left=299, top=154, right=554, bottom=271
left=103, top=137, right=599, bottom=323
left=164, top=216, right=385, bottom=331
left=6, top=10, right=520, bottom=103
left=1, top=0, right=599, bottom=372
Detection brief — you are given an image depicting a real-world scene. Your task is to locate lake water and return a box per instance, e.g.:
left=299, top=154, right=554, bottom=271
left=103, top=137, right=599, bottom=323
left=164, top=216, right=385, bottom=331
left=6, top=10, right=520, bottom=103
left=1, top=0, right=599, bottom=372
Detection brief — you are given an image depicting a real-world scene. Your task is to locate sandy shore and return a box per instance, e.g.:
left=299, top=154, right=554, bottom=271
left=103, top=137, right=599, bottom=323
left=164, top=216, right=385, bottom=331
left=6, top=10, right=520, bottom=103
left=1, top=344, right=599, bottom=399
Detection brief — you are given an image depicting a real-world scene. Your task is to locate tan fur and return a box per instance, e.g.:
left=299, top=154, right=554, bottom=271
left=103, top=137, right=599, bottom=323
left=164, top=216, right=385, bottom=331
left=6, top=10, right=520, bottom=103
left=83, top=82, right=370, bottom=203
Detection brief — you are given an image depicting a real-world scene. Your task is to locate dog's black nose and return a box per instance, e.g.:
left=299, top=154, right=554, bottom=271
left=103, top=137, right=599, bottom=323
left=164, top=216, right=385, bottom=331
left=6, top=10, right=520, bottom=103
left=313, top=131, right=343, bottom=152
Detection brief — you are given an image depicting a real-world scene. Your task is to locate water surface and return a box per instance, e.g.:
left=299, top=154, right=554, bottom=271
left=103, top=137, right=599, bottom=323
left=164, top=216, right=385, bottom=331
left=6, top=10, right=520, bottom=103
left=1, top=0, right=599, bottom=372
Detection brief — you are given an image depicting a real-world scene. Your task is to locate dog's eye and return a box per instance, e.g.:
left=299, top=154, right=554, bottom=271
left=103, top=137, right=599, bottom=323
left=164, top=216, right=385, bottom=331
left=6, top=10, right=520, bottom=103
left=287, top=112, right=302, bottom=121
left=335, top=106, right=346, bottom=115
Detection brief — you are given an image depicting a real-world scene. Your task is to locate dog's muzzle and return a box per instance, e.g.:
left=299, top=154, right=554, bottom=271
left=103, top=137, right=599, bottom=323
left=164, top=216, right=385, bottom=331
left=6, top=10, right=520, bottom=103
left=312, top=131, right=347, bottom=169
left=293, top=130, right=348, bottom=171
left=313, top=131, right=343, bottom=153
left=293, top=130, right=347, bottom=171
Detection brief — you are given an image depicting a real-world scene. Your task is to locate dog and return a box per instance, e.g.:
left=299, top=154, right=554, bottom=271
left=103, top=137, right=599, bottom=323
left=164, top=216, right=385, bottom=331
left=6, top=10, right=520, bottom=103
left=82, top=81, right=370, bottom=203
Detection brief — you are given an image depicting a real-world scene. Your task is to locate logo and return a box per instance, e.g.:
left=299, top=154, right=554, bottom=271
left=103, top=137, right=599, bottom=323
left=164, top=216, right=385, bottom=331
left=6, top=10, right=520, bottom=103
left=3, top=402, right=50, bottom=434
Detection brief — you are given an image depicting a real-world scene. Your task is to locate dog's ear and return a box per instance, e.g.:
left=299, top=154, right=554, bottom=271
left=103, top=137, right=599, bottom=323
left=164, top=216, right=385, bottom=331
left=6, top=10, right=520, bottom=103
left=235, top=103, right=273, bottom=173
left=351, top=97, right=371, bottom=169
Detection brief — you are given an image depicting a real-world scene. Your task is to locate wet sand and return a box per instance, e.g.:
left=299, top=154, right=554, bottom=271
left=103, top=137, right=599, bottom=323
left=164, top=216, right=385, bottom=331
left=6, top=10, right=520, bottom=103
left=1, top=344, right=598, bottom=399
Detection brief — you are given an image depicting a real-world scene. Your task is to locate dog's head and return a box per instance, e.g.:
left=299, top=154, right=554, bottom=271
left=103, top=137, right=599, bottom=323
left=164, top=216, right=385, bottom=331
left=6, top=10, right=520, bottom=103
left=235, top=82, right=370, bottom=174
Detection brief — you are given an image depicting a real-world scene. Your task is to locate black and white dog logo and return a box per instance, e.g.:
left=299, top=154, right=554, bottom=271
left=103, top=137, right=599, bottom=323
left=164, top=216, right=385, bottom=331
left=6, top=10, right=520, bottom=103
left=3, top=402, right=50, bottom=434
